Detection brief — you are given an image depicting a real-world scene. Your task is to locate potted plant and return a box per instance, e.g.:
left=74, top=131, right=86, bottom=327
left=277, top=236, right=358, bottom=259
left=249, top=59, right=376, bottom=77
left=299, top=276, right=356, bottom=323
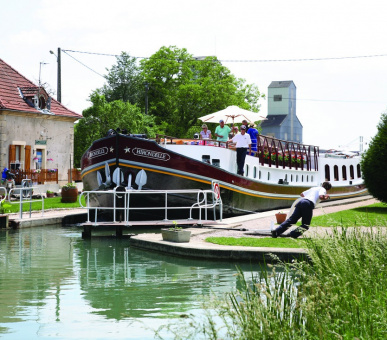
left=61, top=182, right=78, bottom=203
left=0, top=200, right=12, bottom=228
left=161, top=221, right=191, bottom=243
left=275, top=211, right=287, bottom=224
left=46, top=190, right=55, bottom=198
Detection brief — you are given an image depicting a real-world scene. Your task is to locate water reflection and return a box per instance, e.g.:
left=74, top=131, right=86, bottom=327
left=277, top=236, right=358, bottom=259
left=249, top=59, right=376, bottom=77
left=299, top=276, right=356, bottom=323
left=0, top=226, right=264, bottom=339
left=76, top=237, right=248, bottom=320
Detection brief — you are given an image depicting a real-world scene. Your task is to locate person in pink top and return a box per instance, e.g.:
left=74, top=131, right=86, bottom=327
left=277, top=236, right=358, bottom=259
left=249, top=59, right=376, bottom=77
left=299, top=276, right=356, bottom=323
left=199, top=124, right=212, bottom=139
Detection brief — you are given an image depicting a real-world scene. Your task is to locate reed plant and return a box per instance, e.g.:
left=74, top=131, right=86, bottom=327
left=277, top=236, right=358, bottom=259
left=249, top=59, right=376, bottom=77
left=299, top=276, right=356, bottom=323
left=157, top=227, right=387, bottom=339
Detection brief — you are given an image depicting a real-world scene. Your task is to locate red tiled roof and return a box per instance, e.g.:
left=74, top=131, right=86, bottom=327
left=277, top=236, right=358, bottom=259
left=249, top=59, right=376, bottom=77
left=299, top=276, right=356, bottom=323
left=0, top=58, right=82, bottom=119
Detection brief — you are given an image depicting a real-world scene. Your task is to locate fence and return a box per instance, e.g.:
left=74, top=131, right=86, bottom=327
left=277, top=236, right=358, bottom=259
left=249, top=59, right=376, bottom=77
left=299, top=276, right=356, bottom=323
left=68, top=168, right=82, bottom=182
left=13, top=169, right=58, bottom=185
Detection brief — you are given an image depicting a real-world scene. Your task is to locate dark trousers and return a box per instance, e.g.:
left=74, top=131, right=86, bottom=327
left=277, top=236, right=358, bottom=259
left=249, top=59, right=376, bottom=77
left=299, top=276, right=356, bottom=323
left=275, top=198, right=314, bottom=237
left=236, top=148, right=248, bottom=175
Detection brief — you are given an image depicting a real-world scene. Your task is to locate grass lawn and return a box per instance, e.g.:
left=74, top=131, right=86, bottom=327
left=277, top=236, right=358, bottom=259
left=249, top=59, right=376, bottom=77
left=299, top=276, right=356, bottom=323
left=3, top=196, right=85, bottom=213
left=205, top=236, right=308, bottom=248
left=311, top=202, right=387, bottom=227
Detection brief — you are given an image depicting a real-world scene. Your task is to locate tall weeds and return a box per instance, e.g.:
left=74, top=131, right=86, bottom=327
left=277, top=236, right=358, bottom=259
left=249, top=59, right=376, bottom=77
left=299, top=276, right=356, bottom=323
left=159, top=227, right=387, bottom=339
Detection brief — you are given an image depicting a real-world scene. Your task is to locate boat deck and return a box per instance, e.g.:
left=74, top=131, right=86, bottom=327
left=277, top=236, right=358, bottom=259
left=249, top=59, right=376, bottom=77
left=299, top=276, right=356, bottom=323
left=81, top=219, right=225, bottom=227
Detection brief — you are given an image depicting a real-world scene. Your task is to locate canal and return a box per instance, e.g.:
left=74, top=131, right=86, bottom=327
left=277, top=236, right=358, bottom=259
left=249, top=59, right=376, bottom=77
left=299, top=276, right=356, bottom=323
left=0, top=225, right=265, bottom=339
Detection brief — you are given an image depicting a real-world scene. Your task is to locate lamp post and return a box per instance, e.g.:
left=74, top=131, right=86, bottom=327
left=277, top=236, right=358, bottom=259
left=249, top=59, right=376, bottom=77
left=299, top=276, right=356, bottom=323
left=49, top=48, right=62, bottom=103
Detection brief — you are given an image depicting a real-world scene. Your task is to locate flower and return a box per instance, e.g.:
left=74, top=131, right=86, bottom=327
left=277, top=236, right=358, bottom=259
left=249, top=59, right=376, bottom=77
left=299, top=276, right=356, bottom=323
left=33, top=157, right=39, bottom=161
left=32, top=169, right=41, bottom=173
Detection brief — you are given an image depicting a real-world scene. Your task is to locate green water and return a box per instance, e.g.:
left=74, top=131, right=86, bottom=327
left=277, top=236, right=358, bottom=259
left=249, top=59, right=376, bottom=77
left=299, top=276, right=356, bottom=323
left=0, top=226, right=263, bottom=339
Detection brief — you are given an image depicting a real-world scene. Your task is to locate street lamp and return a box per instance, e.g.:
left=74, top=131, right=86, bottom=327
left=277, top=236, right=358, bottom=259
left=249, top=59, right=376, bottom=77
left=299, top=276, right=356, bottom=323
left=49, top=48, right=62, bottom=103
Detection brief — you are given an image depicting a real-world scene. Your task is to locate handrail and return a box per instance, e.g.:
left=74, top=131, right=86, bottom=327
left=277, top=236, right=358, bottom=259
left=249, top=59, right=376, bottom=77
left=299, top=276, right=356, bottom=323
left=155, top=133, right=319, bottom=171
left=79, top=187, right=223, bottom=226
left=8, top=185, right=45, bottom=219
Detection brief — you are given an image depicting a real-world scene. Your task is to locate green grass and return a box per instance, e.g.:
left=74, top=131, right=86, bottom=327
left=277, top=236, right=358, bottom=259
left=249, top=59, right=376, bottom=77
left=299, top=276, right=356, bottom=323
left=205, top=236, right=307, bottom=248
left=3, top=196, right=85, bottom=213
left=311, top=202, right=387, bottom=227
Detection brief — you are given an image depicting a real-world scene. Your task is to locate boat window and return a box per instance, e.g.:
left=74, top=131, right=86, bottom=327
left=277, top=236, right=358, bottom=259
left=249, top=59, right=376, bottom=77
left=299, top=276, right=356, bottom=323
left=259, top=170, right=261, bottom=179
left=285, top=174, right=288, bottom=181
left=268, top=172, right=270, bottom=181
left=311, top=175, right=314, bottom=182
left=350, top=165, right=354, bottom=179
left=291, top=174, right=293, bottom=182
left=325, top=165, right=330, bottom=181
left=253, top=166, right=257, bottom=179
left=334, top=165, right=339, bottom=181
left=342, top=166, right=347, bottom=181
left=296, top=175, right=298, bottom=182
left=302, top=175, right=304, bottom=182
left=357, top=164, right=361, bottom=178
left=245, top=165, right=249, bottom=177
left=306, top=175, right=309, bottom=182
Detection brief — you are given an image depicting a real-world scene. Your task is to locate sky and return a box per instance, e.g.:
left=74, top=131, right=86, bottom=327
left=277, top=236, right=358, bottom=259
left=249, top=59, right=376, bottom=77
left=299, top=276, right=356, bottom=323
left=1, top=0, right=387, bottom=151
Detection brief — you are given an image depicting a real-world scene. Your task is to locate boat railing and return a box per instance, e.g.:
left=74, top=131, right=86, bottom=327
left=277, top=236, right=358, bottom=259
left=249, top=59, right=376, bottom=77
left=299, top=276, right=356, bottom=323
left=79, top=187, right=223, bottom=226
left=155, top=133, right=319, bottom=171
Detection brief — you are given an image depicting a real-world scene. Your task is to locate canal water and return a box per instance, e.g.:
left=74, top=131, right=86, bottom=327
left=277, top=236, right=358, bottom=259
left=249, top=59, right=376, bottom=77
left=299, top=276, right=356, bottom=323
left=0, top=225, right=264, bottom=339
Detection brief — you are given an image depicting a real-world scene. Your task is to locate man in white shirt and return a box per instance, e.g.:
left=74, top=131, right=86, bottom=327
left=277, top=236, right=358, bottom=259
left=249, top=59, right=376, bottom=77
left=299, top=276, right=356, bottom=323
left=271, top=181, right=332, bottom=238
left=229, top=125, right=251, bottom=176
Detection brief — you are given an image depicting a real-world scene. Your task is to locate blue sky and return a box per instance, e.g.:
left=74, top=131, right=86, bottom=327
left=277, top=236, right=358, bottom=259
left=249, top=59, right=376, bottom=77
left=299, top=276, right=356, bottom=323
left=1, top=0, right=386, bottom=150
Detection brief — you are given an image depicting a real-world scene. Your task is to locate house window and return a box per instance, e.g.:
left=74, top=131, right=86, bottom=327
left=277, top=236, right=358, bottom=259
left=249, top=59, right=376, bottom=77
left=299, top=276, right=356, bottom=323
left=274, top=95, right=282, bottom=101
left=35, top=150, right=43, bottom=170
left=357, top=164, right=361, bottom=178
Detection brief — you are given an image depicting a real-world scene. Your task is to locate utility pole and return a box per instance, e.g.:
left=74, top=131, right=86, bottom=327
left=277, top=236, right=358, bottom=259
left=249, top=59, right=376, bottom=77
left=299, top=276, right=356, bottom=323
left=50, top=47, right=62, bottom=102
left=145, top=82, right=149, bottom=115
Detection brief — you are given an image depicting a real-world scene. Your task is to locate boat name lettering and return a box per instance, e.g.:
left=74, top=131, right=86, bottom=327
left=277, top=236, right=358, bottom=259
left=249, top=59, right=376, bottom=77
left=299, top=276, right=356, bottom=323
left=88, top=147, right=108, bottom=159
left=133, top=148, right=170, bottom=161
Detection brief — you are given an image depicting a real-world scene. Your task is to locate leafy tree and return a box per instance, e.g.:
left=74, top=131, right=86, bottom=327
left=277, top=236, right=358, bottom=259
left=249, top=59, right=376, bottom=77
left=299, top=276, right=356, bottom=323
left=140, top=46, right=265, bottom=137
left=100, top=52, right=144, bottom=104
left=361, top=112, right=387, bottom=202
left=74, top=93, right=160, bottom=166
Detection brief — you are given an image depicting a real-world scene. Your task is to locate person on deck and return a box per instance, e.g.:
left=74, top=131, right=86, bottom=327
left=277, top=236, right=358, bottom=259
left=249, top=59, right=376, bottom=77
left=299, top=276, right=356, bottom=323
left=271, top=181, right=332, bottom=239
left=229, top=125, right=251, bottom=176
left=199, top=124, right=212, bottom=140
left=247, top=123, right=259, bottom=154
left=215, top=120, right=231, bottom=142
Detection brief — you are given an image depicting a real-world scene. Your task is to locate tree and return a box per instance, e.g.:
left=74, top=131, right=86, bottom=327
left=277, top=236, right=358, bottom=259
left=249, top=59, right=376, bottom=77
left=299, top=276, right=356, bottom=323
left=360, top=112, right=387, bottom=202
left=140, top=46, right=264, bottom=137
left=100, top=52, right=144, bottom=105
left=73, top=92, right=160, bottom=167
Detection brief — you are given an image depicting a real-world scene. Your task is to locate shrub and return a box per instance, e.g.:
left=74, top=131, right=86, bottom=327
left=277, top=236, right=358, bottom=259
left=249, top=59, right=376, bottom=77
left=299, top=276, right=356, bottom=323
left=361, top=112, right=387, bottom=202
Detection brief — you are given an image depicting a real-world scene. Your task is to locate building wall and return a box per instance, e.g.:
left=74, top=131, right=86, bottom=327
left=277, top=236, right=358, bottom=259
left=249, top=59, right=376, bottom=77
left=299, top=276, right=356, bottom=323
left=268, top=87, right=290, bottom=115
left=280, top=115, right=303, bottom=143
left=0, top=110, right=75, bottom=183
